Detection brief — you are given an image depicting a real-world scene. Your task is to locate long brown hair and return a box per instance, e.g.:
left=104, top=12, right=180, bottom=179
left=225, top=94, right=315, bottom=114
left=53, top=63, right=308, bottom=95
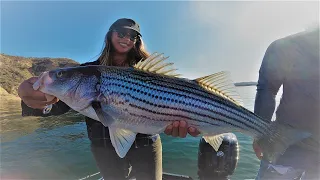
left=98, top=31, right=150, bottom=67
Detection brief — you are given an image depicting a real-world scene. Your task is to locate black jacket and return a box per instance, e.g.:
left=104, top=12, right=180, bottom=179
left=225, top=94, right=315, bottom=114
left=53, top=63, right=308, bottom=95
left=21, top=59, right=152, bottom=141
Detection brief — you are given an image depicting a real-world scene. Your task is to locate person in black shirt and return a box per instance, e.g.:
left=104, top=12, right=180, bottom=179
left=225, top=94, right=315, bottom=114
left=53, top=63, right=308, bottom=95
left=18, top=18, right=199, bottom=180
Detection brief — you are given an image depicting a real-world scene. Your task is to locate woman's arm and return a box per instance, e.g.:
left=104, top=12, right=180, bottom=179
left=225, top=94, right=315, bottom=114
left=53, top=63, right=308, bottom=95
left=21, top=99, right=71, bottom=117
left=18, top=61, right=97, bottom=117
left=18, top=77, right=71, bottom=117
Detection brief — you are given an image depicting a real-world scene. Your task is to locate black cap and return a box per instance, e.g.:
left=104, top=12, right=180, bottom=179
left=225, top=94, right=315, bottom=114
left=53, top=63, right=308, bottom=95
left=109, top=18, right=141, bottom=36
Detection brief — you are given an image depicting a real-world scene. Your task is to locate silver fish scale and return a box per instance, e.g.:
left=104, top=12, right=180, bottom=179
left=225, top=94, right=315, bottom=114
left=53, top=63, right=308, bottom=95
left=98, top=68, right=270, bottom=137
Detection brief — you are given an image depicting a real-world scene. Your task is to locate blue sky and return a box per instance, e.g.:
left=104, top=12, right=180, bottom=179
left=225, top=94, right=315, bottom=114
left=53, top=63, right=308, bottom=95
left=1, top=1, right=319, bottom=82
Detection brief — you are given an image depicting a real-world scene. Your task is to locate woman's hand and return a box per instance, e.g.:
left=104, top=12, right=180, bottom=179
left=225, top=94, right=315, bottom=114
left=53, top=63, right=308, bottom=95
left=164, top=120, right=200, bottom=138
left=18, top=77, right=58, bottom=109
left=252, top=139, right=263, bottom=160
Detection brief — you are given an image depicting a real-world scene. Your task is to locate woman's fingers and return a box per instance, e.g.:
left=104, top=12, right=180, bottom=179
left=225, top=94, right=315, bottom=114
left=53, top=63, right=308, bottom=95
left=171, top=121, right=180, bottom=137
left=164, top=124, right=173, bottom=135
left=188, top=127, right=200, bottom=137
left=23, top=98, right=50, bottom=109
left=18, top=77, right=46, bottom=101
left=178, top=120, right=188, bottom=138
left=164, top=120, right=200, bottom=138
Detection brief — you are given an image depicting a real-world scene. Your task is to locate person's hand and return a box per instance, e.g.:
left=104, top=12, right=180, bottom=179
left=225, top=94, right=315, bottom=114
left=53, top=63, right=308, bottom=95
left=18, top=77, right=59, bottom=109
left=252, top=139, right=263, bottom=160
left=164, top=120, right=200, bottom=138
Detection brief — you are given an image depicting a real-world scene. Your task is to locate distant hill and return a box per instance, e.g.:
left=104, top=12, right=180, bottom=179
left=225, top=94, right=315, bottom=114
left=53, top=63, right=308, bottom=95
left=0, top=53, right=80, bottom=97
left=0, top=53, right=257, bottom=98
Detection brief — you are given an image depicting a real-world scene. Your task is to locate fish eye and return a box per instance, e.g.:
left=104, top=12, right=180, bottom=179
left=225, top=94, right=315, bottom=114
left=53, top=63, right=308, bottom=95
left=57, top=71, right=64, bottom=78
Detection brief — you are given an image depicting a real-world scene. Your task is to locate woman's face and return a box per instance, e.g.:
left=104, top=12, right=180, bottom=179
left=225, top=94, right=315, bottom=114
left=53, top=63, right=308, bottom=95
left=111, top=28, right=139, bottom=54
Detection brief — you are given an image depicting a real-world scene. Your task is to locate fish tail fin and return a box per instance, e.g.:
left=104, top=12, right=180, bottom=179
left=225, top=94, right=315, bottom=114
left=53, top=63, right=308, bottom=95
left=257, top=122, right=311, bottom=163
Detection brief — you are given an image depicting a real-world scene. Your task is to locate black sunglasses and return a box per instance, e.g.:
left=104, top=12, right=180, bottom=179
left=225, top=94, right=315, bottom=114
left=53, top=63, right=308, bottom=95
left=113, top=29, right=138, bottom=42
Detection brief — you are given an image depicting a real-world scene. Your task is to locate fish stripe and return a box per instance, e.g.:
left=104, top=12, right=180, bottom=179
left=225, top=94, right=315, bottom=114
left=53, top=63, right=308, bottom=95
left=102, top=77, right=267, bottom=135
left=101, top=72, right=269, bottom=134
left=104, top=76, right=264, bottom=134
left=128, top=104, right=222, bottom=127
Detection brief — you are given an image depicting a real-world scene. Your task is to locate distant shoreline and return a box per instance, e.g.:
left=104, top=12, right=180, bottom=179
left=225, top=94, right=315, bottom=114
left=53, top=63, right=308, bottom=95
left=234, top=82, right=257, bottom=87
left=0, top=87, right=21, bottom=102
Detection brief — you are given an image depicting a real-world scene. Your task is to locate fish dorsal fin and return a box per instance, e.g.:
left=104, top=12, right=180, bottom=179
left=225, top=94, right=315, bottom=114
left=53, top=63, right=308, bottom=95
left=134, top=52, right=181, bottom=77
left=195, top=71, right=243, bottom=106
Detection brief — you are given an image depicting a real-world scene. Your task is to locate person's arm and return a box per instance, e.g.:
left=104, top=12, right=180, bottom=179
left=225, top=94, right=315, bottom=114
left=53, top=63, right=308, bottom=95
left=253, top=40, right=285, bottom=159
left=21, top=99, right=71, bottom=117
left=254, top=41, right=284, bottom=121
left=19, top=62, right=93, bottom=117
left=18, top=77, right=71, bottom=117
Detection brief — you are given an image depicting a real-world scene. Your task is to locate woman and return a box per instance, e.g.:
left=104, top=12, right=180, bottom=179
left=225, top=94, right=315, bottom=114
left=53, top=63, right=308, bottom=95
left=18, top=18, right=199, bottom=180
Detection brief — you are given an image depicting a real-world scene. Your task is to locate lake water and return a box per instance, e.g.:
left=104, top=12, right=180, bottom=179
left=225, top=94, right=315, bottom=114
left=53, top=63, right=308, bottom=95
left=0, top=86, right=281, bottom=180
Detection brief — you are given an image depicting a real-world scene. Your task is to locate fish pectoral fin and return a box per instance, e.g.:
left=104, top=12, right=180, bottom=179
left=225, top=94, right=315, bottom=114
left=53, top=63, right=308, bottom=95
left=91, top=101, right=115, bottom=127
left=203, top=134, right=226, bottom=152
left=194, top=71, right=243, bottom=107
left=257, top=122, right=311, bottom=163
left=109, top=127, right=137, bottom=158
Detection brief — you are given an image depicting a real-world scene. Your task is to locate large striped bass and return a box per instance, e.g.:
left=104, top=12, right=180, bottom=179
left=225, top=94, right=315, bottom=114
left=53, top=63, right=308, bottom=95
left=33, top=52, right=310, bottom=163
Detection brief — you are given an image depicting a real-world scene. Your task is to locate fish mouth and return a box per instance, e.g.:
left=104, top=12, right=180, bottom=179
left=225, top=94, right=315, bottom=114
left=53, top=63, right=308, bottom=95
left=32, top=72, right=46, bottom=91
left=32, top=71, right=56, bottom=101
